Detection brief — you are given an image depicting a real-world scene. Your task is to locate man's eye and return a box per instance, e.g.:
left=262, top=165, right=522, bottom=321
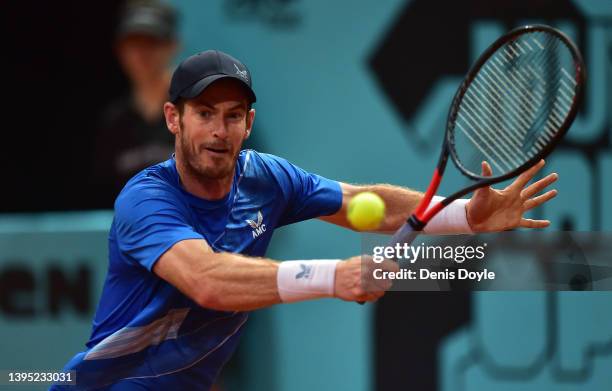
left=229, top=112, right=243, bottom=120
left=199, top=111, right=212, bottom=118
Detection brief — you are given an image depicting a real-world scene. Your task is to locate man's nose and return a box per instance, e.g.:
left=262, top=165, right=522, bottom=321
left=211, top=117, right=229, bottom=139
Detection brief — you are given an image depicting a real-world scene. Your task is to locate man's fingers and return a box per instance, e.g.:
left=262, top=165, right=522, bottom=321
left=365, top=260, right=397, bottom=292
left=524, top=189, right=558, bottom=210
left=511, top=159, right=546, bottom=190
left=519, top=218, right=550, bottom=228
left=521, top=172, right=558, bottom=199
left=481, top=161, right=493, bottom=177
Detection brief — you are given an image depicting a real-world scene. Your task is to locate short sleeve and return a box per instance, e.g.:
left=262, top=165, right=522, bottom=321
left=260, top=153, right=342, bottom=226
left=113, top=181, right=205, bottom=271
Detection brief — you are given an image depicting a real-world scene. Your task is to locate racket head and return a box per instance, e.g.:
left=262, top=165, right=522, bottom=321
left=445, top=24, right=586, bottom=183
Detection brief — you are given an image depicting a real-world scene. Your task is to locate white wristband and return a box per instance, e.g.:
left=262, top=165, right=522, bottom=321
left=423, top=196, right=472, bottom=234
left=277, top=260, right=340, bottom=303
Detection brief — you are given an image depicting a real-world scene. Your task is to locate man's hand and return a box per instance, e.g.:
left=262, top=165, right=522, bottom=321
left=334, top=256, right=398, bottom=302
left=466, top=159, right=558, bottom=232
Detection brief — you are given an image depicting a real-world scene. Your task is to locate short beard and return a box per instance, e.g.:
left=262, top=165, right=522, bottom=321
left=177, top=120, right=239, bottom=181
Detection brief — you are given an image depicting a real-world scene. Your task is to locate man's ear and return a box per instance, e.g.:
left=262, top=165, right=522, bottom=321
left=245, top=108, right=255, bottom=139
left=164, top=102, right=181, bottom=135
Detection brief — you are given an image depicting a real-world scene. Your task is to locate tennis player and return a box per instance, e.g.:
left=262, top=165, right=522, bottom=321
left=52, top=50, right=558, bottom=390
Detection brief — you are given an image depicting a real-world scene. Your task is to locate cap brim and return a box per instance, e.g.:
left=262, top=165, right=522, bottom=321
left=177, top=74, right=256, bottom=103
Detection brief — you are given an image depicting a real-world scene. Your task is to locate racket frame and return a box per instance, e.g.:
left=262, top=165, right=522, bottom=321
left=410, top=24, right=586, bottom=230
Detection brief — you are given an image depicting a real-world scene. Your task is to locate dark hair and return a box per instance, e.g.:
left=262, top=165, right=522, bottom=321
left=175, top=98, right=186, bottom=116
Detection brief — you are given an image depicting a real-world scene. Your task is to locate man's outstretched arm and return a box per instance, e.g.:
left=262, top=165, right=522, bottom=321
left=321, top=160, right=558, bottom=233
left=153, top=239, right=395, bottom=312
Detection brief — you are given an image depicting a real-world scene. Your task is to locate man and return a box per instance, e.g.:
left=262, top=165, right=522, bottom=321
left=92, top=0, right=179, bottom=207
left=54, top=50, right=557, bottom=390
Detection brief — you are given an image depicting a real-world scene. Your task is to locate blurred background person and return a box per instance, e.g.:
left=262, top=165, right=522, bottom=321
left=91, top=0, right=179, bottom=208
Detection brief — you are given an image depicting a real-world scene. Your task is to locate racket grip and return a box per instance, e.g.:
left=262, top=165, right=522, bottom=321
left=358, top=216, right=422, bottom=305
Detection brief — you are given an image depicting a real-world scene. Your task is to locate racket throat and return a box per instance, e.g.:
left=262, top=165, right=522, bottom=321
left=414, top=164, right=445, bottom=220
left=407, top=214, right=426, bottom=231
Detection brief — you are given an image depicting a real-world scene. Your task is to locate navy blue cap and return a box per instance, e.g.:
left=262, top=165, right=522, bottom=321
left=169, top=50, right=256, bottom=103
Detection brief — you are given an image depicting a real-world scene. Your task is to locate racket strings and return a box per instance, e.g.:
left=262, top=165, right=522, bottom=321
left=452, top=31, right=578, bottom=176
left=517, top=39, right=577, bottom=155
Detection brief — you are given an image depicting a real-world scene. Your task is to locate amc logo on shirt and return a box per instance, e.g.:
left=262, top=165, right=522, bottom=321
left=245, top=211, right=266, bottom=239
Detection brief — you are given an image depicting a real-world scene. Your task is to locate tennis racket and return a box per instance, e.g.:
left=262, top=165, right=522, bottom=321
left=391, top=24, right=584, bottom=245
left=360, top=25, right=585, bottom=303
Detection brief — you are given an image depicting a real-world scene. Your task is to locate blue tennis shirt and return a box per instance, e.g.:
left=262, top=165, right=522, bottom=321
left=52, top=150, right=342, bottom=390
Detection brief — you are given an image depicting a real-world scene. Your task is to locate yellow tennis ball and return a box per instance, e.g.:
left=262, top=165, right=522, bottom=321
left=347, top=192, right=386, bottom=231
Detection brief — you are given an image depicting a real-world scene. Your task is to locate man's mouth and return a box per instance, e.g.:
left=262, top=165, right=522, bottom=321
left=204, top=146, right=230, bottom=156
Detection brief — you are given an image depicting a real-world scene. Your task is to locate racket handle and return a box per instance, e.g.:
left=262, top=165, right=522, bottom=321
left=358, top=216, right=422, bottom=305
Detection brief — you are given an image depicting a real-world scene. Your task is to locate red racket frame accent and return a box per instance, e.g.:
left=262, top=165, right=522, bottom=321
left=413, top=169, right=444, bottom=223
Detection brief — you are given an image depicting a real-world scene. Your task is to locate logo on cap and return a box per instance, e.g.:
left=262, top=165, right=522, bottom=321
left=234, top=64, right=248, bottom=81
